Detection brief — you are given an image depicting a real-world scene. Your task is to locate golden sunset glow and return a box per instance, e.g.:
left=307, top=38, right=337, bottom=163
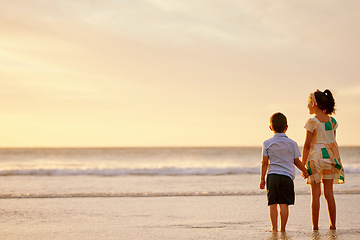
left=1, top=1, right=360, bottom=147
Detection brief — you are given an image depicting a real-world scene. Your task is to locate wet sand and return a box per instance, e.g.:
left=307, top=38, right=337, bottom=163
left=1, top=194, right=359, bottom=239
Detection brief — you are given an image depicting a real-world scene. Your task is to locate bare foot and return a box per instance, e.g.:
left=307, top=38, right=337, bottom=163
left=329, top=226, right=336, bottom=230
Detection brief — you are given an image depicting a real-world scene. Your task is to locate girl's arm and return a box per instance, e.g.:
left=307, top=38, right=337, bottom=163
left=302, top=130, right=315, bottom=165
left=260, top=156, right=269, bottom=189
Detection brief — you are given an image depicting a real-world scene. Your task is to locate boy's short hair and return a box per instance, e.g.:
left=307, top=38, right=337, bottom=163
left=270, top=112, right=287, bottom=133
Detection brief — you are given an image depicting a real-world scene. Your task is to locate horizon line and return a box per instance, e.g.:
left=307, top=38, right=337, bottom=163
left=0, top=145, right=359, bottom=149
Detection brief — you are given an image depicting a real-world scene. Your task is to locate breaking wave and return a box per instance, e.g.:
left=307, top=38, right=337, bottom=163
left=0, top=165, right=359, bottom=176
left=0, top=167, right=260, bottom=176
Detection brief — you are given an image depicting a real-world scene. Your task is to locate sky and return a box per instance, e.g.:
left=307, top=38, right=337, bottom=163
left=1, top=0, right=360, bottom=147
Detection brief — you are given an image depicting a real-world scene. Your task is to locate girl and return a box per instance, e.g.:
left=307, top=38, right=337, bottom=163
left=302, top=89, right=345, bottom=230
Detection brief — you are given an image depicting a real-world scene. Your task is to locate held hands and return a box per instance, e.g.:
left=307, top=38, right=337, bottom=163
left=260, top=179, right=266, bottom=189
left=302, top=170, right=309, bottom=179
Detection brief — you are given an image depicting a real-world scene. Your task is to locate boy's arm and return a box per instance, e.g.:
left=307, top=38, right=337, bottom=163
left=260, top=156, right=269, bottom=189
left=294, top=158, right=309, bottom=178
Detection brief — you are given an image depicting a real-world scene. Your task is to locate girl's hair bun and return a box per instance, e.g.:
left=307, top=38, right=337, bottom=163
left=314, top=89, right=335, bottom=114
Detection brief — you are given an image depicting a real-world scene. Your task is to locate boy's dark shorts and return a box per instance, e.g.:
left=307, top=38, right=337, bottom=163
left=266, top=174, right=295, bottom=206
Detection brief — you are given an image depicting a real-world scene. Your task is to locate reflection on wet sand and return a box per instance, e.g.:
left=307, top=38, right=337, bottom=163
left=267, top=229, right=339, bottom=240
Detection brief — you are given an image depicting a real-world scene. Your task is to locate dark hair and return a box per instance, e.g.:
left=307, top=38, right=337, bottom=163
left=270, top=112, right=287, bottom=133
left=314, top=89, right=336, bottom=114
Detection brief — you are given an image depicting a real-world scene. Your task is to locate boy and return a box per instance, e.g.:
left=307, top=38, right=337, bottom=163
left=260, top=112, right=309, bottom=232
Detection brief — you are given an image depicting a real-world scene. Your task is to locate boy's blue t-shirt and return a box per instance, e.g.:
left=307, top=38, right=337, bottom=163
left=262, top=133, right=301, bottom=180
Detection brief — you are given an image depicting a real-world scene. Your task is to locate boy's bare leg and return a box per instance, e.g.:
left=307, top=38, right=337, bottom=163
left=269, top=204, right=278, bottom=232
left=310, top=183, right=321, bottom=230
left=323, top=179, right=336, bottom=230
left=279, top=204, right=289, bottom=232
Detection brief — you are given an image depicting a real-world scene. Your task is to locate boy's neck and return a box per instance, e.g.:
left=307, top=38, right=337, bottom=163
left=274, top=131, right=286, bottom=134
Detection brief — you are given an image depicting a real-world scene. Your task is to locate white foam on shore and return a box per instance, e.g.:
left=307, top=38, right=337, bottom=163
left=0, top=165, right=358, bottom=176
left=1, top=189, right=359, bottom=199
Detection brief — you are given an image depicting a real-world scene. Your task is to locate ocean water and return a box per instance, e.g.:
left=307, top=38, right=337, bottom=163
left=0, top=147, right=359, bottom=198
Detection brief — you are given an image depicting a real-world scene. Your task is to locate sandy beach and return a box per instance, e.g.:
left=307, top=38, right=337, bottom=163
left=1, top=147, right=359, bottom=239
left=1, top=194, right=359, bottom=240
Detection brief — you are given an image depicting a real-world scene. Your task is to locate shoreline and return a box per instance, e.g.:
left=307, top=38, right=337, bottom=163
left=1, top=191, right=360, bottom=199
left=1, top=195, right=359, bottom=239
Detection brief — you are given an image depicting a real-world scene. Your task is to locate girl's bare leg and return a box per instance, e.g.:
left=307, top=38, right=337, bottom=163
left=323, top=179, right=336, bottom=229
left=310, top=183, right=321, bottom=230
left=269, top=204, right=278, bottom=232
left=279, top=204, right=289, bottom=232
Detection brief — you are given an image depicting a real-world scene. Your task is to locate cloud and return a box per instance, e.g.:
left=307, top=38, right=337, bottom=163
left=1, top=0, right=360, bottom=146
